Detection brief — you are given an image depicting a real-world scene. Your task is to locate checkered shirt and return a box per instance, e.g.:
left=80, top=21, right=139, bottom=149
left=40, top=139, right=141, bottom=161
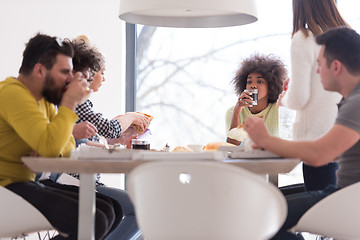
left=75, top=99, right=122, bottom=141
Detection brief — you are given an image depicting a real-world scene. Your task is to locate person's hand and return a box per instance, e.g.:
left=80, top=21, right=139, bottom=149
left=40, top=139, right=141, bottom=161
left=235, top=91, right=254, bottom=109
left=129, top=112, right=151, bottom=132
left=109, top=127, right=138, bottom=149
left=61, top=72, right=92, bottom=111
left=120, top=134, right=138, bottom=149
left=73, top=121, right=98, bottom=139
left=108, top=133, right=137, bottom=149
left=243, top=116, right=270, bottom=149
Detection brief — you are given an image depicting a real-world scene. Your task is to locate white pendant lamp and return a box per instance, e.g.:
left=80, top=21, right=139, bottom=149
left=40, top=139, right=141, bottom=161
left=119, top=0, right=258, bottom=28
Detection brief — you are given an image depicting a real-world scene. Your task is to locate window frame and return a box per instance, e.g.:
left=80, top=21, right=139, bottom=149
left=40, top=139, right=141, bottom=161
left=125, top=23, right=137, bottom=112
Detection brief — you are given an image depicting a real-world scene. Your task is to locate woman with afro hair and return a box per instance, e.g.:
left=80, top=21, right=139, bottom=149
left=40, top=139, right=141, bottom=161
left=226, top=53, right=287, bottom=145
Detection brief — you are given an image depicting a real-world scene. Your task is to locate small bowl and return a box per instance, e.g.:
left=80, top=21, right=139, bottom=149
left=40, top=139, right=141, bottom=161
left=187, top=144, right=204, bottom=152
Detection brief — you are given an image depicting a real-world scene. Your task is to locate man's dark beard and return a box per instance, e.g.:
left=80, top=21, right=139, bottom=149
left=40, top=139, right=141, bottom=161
left=42, top=73, right=63, bottom=106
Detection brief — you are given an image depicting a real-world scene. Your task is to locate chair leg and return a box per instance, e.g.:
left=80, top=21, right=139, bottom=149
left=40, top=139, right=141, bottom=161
left=295, top=232, right=305, bottom=240
left=0, top=231, right=58, bottom=240
left=36, top=230, right=58, bottom=240
left=315, top=236, right=334, bottom=240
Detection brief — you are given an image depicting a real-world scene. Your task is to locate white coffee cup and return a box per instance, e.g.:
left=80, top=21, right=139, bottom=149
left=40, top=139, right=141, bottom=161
left=187, top=144, right=203, bottom=152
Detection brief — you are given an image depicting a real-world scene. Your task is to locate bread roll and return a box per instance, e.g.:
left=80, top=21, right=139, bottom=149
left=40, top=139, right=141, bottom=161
left=227, top=126, right=248, bottom=142
left=202, top=141, right=236, bottom=151
left=172, top=146, right=193, bottom=152
left=203, top=142, right=226, bottom=151
left=132, top=112, right=153, bottom=135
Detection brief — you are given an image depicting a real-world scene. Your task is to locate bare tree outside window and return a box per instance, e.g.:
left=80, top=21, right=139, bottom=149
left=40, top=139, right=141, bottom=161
left=136, top=25, right=294, bottom=149
left=132, top=0, right=360, bottom=187
left=134, top=0, right=360, bottom=150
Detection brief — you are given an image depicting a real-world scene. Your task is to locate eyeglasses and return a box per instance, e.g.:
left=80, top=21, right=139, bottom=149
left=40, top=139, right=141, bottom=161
left=35, top=37, right=64, bottom=63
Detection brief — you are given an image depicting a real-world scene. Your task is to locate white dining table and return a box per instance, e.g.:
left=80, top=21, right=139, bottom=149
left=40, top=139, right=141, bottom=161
left=22, top=156, right=300, bottom=240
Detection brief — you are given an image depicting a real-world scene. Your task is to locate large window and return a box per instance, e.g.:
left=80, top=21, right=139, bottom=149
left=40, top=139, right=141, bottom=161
left=134, top=0, right=293, bottom=149
left=129, top=0, right=360, bottom=185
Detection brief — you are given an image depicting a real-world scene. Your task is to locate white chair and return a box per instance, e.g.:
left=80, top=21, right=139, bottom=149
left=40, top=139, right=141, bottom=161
left=293, top=181, right=360, bottom=240
left=0, top=186, right=53, bottom=238
left=127, top=161, right=287, bottom=240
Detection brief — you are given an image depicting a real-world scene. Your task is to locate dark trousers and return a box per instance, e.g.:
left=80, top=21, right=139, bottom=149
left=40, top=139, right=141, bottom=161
left=271, top=185, right=339, bottom=240
left=96, top=186, right=142, bottom=240
left=6, top=180, right=123, bottom=240
left=279, top=162, right=338, bottom=196
left=303, top=162, right=338, bottom=191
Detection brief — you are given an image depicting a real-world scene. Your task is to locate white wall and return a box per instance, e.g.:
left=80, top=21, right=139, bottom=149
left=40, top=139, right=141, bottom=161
left=0, top=0, right=126, bottom=117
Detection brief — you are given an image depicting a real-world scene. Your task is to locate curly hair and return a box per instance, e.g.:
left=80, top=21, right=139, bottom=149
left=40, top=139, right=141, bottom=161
left=70, top=38, right=104, bottom=77
left=232, top=53, right=287, bottom=103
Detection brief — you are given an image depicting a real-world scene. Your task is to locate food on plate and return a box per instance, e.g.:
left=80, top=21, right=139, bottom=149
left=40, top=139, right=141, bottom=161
left=172, top=146, right=193, bottom=152
left=202, top=142, right=235, bottom=151
left=132, top=112, right=154, bottom=135
left=187, top=144, right=204, bottom=152
left=227, top=124, right=248, bottom=142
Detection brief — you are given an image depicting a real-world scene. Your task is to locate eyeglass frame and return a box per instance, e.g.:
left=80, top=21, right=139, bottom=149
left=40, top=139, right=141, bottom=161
left=34, top=37, right=64, bottom=64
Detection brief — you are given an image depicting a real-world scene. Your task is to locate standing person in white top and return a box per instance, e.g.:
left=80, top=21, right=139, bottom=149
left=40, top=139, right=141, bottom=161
left=279, top=0, right=350, bottom=191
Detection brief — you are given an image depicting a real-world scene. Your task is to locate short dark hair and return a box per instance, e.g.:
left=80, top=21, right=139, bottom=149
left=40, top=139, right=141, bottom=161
left=19, top=33, right=73, bottom=75
left=232, top=54, right=287, bottom=103
left=316, top=27, right=360, bottom=75
left=71, top=38, right=104, bottom=78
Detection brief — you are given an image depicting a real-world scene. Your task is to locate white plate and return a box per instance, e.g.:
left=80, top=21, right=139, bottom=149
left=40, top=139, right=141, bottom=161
left=71, top=145, right=134, bottom=160
left=229, top=149, right=281, bottom=159
left=133, top=151, right=227, bottom=161
left=71, top=145, right=228, bottom=161
left=217, top=145, right=245, bottom=152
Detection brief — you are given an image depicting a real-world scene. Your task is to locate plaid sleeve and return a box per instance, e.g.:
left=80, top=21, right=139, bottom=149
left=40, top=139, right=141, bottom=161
left=75, top=100, right=122, bottom=139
